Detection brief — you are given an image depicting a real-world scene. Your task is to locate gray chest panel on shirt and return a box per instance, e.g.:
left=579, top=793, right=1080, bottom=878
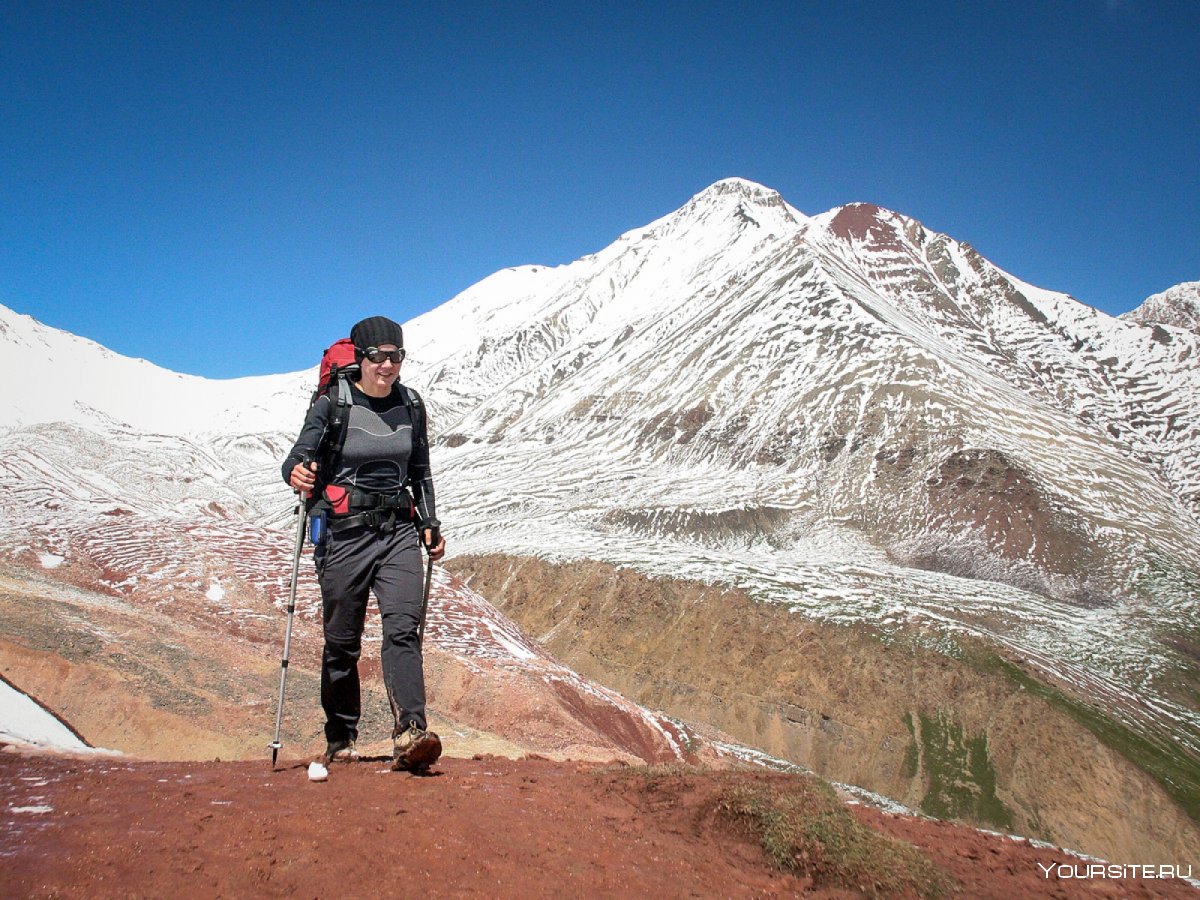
left=333, top=403, right=413, bottom=491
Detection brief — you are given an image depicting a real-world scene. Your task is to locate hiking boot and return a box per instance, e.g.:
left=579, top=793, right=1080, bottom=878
left=392, top=722, right=441, bottom=772
left=323, top=738, right=359, bottom=764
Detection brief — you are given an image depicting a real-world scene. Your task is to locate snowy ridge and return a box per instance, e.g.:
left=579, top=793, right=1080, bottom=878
left=1122, top=281, right=1200, bottom=333
left=0, top=304, right=310, bottom=437
left=1, top=178, right=1198, bottom=759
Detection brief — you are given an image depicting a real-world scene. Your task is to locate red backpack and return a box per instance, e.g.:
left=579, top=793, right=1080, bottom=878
left=314, top=337, right=359, bottom=403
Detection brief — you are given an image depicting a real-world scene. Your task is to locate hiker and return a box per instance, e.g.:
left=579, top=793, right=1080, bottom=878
left=281, top=315, right=444, bottom=771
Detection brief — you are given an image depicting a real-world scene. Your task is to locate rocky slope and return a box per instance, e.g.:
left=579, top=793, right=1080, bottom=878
left=449, top=553, right=1200, bottom=866
left=411, top=180, right=1200, bottom=817
left=0, top=557, right=713, bottom=767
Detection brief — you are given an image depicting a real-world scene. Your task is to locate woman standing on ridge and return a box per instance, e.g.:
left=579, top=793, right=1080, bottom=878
left=281, top=315, right=445, bottom=771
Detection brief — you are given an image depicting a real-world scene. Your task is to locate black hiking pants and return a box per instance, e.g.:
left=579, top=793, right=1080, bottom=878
left=315, top=520, right=426, bottom=743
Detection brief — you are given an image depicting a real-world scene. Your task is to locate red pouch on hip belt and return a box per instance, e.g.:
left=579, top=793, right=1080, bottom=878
left=323, top=484, right=351, bottom=515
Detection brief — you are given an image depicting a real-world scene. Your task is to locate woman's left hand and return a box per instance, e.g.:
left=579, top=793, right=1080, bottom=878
left=423, top=529, right=445, bottom=561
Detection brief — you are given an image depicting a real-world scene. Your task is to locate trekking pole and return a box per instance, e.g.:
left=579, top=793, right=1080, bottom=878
left=270, top=489, right=308, bottom=768
left=417, top=528, right=438, bottom=647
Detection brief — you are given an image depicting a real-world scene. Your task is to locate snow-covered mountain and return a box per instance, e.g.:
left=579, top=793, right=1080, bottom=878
left=2, top=177, right=1198, bottom=767
left=1122, top=280, right=1200, bottom=333
left=409, top=180, right=1200, bottom=747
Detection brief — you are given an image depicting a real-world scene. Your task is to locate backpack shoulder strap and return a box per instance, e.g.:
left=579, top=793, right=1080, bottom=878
left=318, top=370, right=357, bottom=470
left=396, top=383, right=428, bottom=454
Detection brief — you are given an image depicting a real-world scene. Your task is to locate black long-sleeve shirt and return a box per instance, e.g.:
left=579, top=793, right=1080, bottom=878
left=282, top=382, right=437, bottom=525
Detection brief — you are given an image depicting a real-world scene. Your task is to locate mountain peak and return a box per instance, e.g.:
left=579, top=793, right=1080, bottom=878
left=694, top=177, right=782, bottom=202
left=1121, top=281, right=1200, bottom=333
left=638, top=177, right=803, bottom=241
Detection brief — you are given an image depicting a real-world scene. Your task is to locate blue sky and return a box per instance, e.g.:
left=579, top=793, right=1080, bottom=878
left=2, top=2, right=1196, bottom=378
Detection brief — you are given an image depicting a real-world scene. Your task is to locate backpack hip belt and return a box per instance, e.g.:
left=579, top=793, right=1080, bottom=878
left=324, top=485, right=417, bottom=533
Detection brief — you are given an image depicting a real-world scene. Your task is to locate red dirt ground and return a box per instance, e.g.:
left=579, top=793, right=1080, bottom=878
left=2, top=746, right=1196, bottom=898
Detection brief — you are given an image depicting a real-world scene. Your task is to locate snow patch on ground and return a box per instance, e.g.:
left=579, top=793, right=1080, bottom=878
left=0, top=678, right=89, bottom=752
left=37, top=553, right=64, bottom=569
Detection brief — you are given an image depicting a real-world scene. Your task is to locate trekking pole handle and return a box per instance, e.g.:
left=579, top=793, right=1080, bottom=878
left=289, top=453, right=318, bottom=499
left=423, top=524, right=441, bottom=551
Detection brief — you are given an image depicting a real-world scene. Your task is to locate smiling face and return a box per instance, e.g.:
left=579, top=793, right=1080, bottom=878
left=357, top=343, right=402, bottom=397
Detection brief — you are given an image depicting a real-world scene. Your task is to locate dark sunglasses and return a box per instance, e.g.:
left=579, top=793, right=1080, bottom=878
left=363, top=346, right=405, bottom=364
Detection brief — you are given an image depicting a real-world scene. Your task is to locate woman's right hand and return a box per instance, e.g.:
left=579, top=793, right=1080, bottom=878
left=289, top=460, right=318, bottom=496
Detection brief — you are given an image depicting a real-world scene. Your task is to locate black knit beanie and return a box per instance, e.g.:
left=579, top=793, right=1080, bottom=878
left=350, top=316, right=404, bottom=350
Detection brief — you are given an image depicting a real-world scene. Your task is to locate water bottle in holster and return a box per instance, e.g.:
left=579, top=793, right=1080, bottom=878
left=309, top=509, right=329, bottom=546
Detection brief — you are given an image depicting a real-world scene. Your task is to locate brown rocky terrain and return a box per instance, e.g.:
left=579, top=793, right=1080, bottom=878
left=4, top=746, right=1197, bottom=898
left=918, top=448, right=1106, bottom=605
left=447, top=553, right=1200, bottom=866
left=0, top=561, right=700, bottom=766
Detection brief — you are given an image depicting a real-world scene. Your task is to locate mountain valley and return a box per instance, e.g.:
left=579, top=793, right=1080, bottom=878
left=1, top=178, right=1198, bottom=869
